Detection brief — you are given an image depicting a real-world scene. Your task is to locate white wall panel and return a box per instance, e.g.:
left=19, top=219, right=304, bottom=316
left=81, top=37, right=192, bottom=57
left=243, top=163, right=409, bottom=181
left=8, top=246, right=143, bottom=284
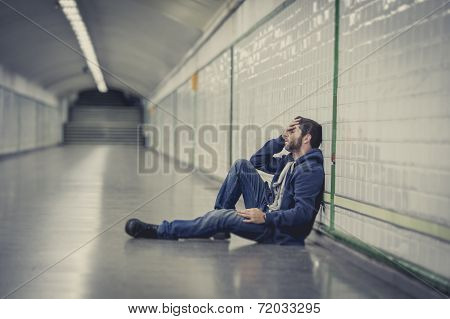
left=0, top=87, right=3, bottom=152
left=175, top=80, right=196, bottom=167
left=338, top=0, right=450, bottom=223
left=18, top=96, right=36, bottom=151
left=196, top=50, right=231, bottom=177
left=335, top=0, right=450, bottom=278
left=334, top=206, right=450, bottom=278
left=0, top=65, right=64, bottom=156
left=151, top=93, right=177, bottom=160
left=1, top=89, right=19, bottom=154
left=0, top=87, right=64, bottom=156
left=232, top=0, right=334, bottom=192
left=152, top=0, right=286, bottom=103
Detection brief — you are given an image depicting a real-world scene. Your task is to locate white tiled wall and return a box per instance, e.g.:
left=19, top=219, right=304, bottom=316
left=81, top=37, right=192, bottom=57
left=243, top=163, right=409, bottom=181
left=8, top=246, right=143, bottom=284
left=176, top=81, right=195, bottom=128
left=338, top=0, right=450, bottom=223
left=0, top=88, right=19, bottom=154
left=175, top=80, right=196, bottom=167
left=196, top=50, right=232, bottom=177
left=0, top=87, right=64, bottom=156
left=151, top=93, right=177, bottom=159
left=151, top=0, right=286, bottom=103
left=232, top=0, right=335, bottom=192
left=335, top=0, right=450, bottom=278
left=331, top=207, right=450, bottom=278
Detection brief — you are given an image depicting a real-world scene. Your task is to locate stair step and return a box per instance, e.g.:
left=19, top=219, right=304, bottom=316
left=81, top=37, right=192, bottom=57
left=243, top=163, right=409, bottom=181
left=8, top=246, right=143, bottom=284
left=64, top=104, right=144, bottom=145
left=65, top=142, right=142, bottom=145
left=64, top=129, right=140, bottom=133
left=65, top=125, right=140, bottom=129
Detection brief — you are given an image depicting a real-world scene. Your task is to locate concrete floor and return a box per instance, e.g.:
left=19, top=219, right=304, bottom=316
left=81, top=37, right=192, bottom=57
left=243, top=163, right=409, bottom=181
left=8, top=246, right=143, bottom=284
left=0, top=145, right=443, bottom=298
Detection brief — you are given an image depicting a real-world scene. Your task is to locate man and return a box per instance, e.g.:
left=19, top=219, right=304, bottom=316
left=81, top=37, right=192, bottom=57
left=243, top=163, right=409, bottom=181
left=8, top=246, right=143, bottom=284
left=125, top=116, right=325, bottom=245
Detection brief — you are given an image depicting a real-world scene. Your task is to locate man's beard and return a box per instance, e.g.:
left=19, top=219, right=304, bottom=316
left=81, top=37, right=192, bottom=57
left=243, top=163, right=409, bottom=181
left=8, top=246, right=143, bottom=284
left=285, top=137, right=302, bottom=152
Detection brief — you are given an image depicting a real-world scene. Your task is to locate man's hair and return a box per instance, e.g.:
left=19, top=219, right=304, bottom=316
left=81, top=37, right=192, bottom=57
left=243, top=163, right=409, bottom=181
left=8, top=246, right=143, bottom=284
left=298, top=117, right=322, bottom=148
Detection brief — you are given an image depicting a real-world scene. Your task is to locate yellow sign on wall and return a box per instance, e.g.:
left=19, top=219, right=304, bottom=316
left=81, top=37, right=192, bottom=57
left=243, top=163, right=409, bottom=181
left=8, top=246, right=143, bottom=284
left=191, top=72, right=198, bottom=91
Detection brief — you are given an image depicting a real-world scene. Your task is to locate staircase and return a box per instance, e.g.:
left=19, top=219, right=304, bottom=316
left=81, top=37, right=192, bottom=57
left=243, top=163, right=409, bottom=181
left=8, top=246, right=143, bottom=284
left=64, top=105, right=144, bottom=145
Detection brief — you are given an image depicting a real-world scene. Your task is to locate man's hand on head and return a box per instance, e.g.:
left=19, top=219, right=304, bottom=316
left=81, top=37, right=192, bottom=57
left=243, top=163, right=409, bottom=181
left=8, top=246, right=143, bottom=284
left=282, top=117, right=302, bottom=140
left=237, top=208, right=266, bottom=224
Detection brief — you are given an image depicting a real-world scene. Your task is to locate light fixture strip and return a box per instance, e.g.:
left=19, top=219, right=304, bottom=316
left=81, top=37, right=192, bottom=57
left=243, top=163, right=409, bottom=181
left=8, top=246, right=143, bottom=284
left=59, top=0, right=107, bottom=92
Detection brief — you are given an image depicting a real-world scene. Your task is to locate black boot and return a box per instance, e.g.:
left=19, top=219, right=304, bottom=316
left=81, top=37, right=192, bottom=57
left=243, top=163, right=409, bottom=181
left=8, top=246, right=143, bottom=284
left=125, top=218, right=159, bottom=239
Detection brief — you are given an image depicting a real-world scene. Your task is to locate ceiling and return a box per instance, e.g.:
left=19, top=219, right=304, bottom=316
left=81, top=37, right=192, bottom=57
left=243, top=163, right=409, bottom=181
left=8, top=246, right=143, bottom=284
left=0, top=0, right=225, bottom=98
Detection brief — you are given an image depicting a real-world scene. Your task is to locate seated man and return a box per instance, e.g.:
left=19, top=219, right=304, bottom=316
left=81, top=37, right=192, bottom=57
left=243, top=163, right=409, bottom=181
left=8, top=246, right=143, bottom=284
left=125, top=116, right=325, bottom=245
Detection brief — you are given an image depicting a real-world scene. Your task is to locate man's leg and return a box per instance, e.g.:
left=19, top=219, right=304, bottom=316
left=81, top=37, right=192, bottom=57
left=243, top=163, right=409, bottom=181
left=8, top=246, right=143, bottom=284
left=157, top=209, right=272, bottom=242
left=126, top=160, right=272, bottom=240
left=214, top=159, right=270, bottom=210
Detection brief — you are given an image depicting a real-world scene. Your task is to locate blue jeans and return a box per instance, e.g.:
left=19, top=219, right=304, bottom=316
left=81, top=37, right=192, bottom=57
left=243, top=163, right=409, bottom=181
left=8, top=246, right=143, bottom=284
left=157, top=159, right=273, bottom=242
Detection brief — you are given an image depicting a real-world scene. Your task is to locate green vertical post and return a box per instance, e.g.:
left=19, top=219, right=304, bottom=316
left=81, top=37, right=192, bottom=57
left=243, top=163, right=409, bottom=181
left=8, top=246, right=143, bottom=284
left=330, top=0, right=340, bottom=231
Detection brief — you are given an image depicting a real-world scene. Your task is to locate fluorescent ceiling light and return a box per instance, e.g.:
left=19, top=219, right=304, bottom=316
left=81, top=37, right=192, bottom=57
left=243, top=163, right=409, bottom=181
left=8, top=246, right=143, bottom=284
left=59, top=0, right=107, bottom=93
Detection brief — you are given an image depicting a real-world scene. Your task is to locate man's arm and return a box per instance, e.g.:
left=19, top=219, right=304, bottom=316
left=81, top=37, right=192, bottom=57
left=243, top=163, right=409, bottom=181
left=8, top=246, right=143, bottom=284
left=249, top=135, right=285, bottom=174
left=264, top=169, right=324, bottom=228
left=250, top=118, right=302, bottom=174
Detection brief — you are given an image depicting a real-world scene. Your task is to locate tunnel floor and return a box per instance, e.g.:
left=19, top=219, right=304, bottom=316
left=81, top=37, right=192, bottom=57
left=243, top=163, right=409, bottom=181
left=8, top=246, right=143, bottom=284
left=0, top=145, right=442, bottom=298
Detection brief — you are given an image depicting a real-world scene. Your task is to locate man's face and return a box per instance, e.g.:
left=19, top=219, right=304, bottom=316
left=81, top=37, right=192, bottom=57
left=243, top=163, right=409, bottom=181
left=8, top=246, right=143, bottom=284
left=284, top=123, right=302, bottom=152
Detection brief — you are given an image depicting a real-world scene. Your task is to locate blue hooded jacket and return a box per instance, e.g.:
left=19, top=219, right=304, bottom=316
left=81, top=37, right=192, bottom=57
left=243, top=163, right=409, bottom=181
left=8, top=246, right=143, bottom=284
left=250, top=135, right=325, bottom=244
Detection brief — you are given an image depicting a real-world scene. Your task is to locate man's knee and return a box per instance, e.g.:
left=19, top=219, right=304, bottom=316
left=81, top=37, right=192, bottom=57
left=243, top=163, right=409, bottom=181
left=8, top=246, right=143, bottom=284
left=232, top=159, right=253, bottom=173
left=212, top=209, right=240, bottom=228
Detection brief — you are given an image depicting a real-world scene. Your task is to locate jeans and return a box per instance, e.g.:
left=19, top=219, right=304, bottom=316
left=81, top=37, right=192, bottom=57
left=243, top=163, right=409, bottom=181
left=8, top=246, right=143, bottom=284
left=157, top=159, right=273, bottom=242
